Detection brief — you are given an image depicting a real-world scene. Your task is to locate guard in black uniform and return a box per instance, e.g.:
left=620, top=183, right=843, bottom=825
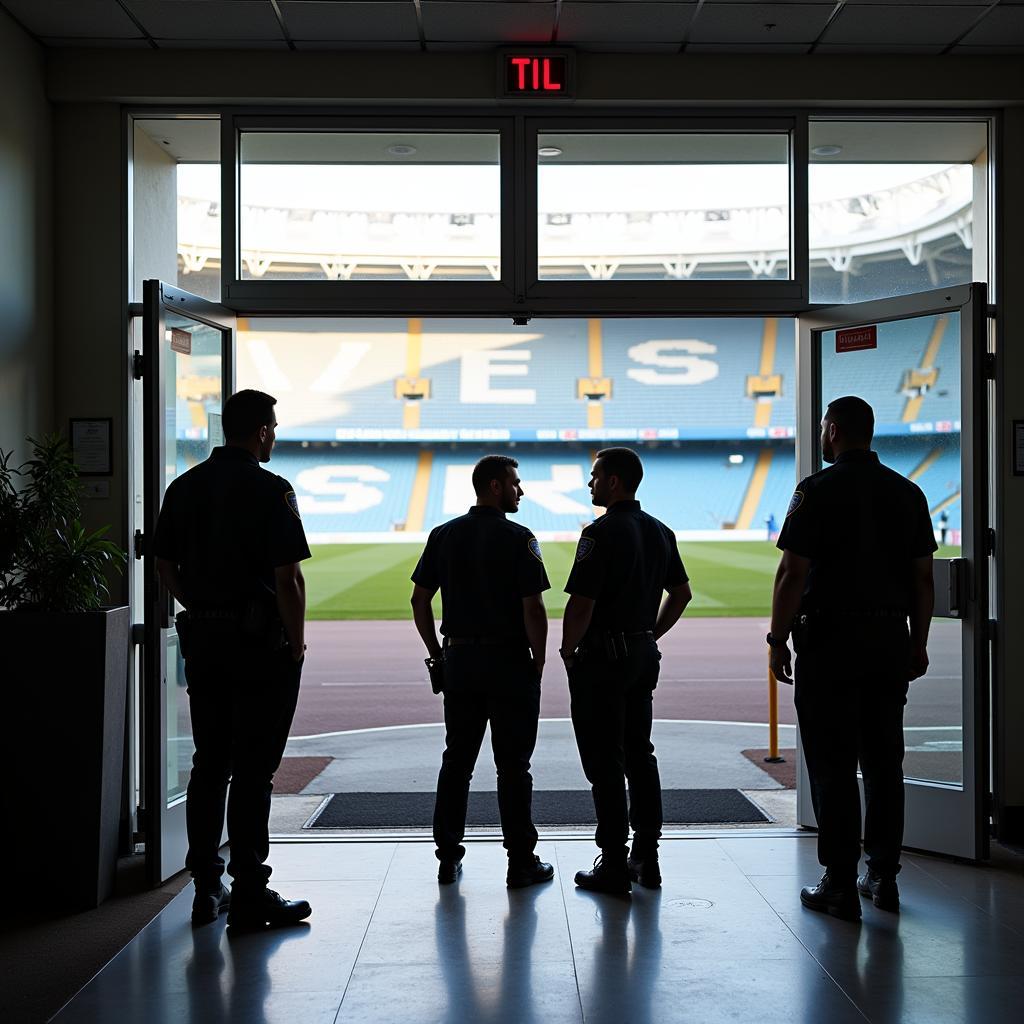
left=561, top=448, right=692, bottom=895
left=411, top=454, right=555, bottom=889
left=154, top=389, right=313, bottom=929
left=769, top=396, right=936, bottom=920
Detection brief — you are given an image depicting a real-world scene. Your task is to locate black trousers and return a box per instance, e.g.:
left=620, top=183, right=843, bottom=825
left=184, top=641, right=302, bottom=891
left=794, top=622, right=911, bottom=882
left=433, top=645, right=541, bottom=864
left=569, top=637, right=663, bottom=860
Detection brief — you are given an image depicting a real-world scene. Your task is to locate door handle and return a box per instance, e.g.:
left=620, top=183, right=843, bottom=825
left=932, top=558, right=966, bottom=618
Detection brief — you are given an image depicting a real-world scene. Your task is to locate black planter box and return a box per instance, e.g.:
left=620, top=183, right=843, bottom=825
left=1, top=606, right=130, bottom=912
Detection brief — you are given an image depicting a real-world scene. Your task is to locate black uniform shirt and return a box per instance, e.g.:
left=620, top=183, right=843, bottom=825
left=776, top=449, right=937, bottom=616
left=411, top=506, right=550, bottom=640
left=152, top=446, right=311, bottom=607
left=564, top=500, right=688, bottom=633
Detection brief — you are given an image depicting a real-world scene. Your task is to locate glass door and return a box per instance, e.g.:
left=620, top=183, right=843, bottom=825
left=796, top=283, right=988, bottom=861
left=142, top=281, right=235, bottom=884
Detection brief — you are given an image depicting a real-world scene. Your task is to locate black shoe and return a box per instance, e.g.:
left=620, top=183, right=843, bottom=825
left=575, top=856, right=631, bottom=896
left=627, top=850, right=662, bottom=890
left=227, top=888, right=312, bottom=930
left=858, top=871, right=900, bottom=912
left=507, top=856, right=555, bottom=889
left=800, top=873, right=861, bottom=921
left=437, top=859, right=463, bottom=885
left=191, top=882, right=231, bottom=926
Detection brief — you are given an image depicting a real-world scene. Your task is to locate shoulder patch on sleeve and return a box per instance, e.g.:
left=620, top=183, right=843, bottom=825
left=575, top=536, right=596, bottom=562
left=785, top=490, right=804, bottom=518
left=284, top=490, right=301, bottom=520
left=528, top=537, right=544, bottom=563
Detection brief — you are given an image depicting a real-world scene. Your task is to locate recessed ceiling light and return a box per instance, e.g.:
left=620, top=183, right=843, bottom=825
left=387, top=144, right=417, bottom=156
left=538, top=146, right=563, bottom=157
left=812, top=144, right=843, bottom=157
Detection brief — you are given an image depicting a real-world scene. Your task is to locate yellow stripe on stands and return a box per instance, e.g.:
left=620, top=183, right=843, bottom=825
left=403, top=318, right=423, bottom=430
left=587, top=319, right=604, bottom=429
left=754, top=318, right=778, bottom=429
left=908, top=447, right=942, bottom=482
left=930, top=490, right=960, bottom=516
left=735, top=448, right=773, bottom=530
left=903, top=315, right=948, bottom=423
left=405, top=449, right=433, bottom=531
left=237, top=317, right=250, bottom=332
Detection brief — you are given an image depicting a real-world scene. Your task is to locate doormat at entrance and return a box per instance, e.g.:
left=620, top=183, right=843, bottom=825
left=309, top=789, right=769, bottom=828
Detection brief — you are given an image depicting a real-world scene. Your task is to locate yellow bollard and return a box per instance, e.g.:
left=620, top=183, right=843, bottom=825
left=764, top=658, right=785, bottom=764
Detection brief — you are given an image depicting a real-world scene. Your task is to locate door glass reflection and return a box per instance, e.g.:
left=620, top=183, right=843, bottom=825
left=819, top=313, right=962, bottom=787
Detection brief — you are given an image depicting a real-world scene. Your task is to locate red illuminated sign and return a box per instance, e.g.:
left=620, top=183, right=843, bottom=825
left=498, top=50, right=574, bottom=99
left=836, top=325, right=877, bottom=353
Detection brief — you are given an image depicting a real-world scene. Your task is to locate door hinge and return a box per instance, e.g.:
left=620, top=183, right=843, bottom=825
left=132, top=350, right=145, bottom=380
left=134, top=528, right=144, bottom=559
left=987, top=527, right=996, bottom=556
left=131, top=623, right=145, bottom=646
left=984, top=353, right=996, bottom=380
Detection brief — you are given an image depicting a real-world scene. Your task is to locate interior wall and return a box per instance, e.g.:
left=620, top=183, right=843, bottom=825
left=53, top=103, right=128, bottom=604
left=132, top=126, right=178, bottom=298
left=0, top=10, right=52, bottom=465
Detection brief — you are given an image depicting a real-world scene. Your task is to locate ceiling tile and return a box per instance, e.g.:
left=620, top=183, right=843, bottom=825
left=821, top=6, right=984, bottom=45
left=840, top=0, right=992, bottom=5
left=952, top=43, right=1024, bottom=53
left=294, top=39, right=422, bottom=51
left=578, top=41, right=686, bottom=51
left=814, top=42, right=946, bottom=53
left=686, top=41, right=811, bottom=52
left=689, top=3, right=835, bottom=44
left=420, top=2, right=555, bottom=41
left=125, top=2, right=285, bottom=41
left=40, top=36, right=152, bottom=48
left=558, top=3, right=695, bottom=43
left=280, top=2, right=420, bottom=42
left=960, top=6, right=1024, bottom=45
left=153, top=37, right=291, bottom=49
left=2, top=0, right=142, bottom=38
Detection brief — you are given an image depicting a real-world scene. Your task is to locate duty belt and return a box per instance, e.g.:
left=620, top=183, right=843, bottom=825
left=443, top=636, right=525, bottom=647
left=805, top=608, right=907, bottom=620
left=581, top=629, right=654, bottom=660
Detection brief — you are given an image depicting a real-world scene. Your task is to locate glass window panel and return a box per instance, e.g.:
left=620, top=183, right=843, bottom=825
left=819, top=313, right=963, bottom=787
left=537, top=133, right=790, bottom=282
left=238, top=132, right=501, bottom=282
left=809, top=121, right=988, bottom=303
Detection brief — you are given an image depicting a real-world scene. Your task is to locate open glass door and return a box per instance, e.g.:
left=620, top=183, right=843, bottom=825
left=796, top=283, right=988, bottom=861
left=142, top=281, right=235, bottom=884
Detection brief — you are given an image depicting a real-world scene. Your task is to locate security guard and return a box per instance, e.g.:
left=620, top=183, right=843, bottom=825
left=769, top=395, right=936, bottom=920
left=410, top=454, right=554, bottom=889
left=561, top=447, right=692, bottom=895
left=154, top=388, right=313, bottom=929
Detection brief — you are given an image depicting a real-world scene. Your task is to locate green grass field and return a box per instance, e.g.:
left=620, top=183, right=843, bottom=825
left=305, top=541, right=962, bottom=620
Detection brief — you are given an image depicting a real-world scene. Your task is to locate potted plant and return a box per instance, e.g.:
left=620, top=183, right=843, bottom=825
left=0, top=435, right=129, bottom=912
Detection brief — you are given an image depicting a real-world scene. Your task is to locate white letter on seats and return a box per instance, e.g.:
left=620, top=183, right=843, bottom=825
left=626, top=340, right=719, bottom=386
left=295, top=464, right=388, bottom=515
left=460, top=350, right=535, bottom=404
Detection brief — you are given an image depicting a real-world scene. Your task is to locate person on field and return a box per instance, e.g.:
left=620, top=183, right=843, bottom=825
left=154, top=389, right=312, bottom=930
left=768, top=395, right=935, bottom=920
left=410, top=454, right=554, bottom=889
left=561, top=447, right=692, bottom=896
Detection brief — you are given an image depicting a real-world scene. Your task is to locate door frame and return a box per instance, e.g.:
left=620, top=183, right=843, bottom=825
left=796, top=282, right=989, bottom=861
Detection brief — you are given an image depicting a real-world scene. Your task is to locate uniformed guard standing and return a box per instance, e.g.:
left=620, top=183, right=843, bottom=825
left=410, top=454, right=555, bottom=888
left=154, top=389, right=313, bottom=929
left=769, top=396, right=936, bottom=920
left=561, top=448, right=692, bottom=895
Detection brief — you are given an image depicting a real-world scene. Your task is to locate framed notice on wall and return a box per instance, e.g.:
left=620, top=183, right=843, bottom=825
left=70, top=418, right=113, bottom=476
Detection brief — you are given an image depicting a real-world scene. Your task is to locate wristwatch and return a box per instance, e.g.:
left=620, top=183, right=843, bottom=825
left=765, top=632, right=787, bottom=649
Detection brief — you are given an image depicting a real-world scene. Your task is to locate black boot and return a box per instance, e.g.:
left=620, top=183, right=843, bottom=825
left=858, top=871, right=900, bottom=912
left=800, top=872, right=861, bottom=921
left=627, top=847, right=662, bottom=890
left=506, top=855, right=554, bottom=889
left=575, top=855, right=631, bottom=896
left=227, top=888, right=312, bottom=930
left=191, top=882, right=231, bottom=926
left=437, top=859, right=463, bottom=885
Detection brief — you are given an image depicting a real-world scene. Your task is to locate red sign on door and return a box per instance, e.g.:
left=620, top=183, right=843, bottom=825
left=836, top=325, right=877, bottom=353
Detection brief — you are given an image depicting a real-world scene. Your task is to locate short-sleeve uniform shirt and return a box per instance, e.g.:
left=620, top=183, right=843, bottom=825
left=153, top=446, right=311, bottom=607
left=776, top=449, right=937, bottom=615
left=410, top=506, right=550, bottom=641
left=564, top=500, right=688, bottom=633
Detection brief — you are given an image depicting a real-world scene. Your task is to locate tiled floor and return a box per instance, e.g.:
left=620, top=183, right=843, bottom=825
left=53, top=836, right=1024, bottom=1023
